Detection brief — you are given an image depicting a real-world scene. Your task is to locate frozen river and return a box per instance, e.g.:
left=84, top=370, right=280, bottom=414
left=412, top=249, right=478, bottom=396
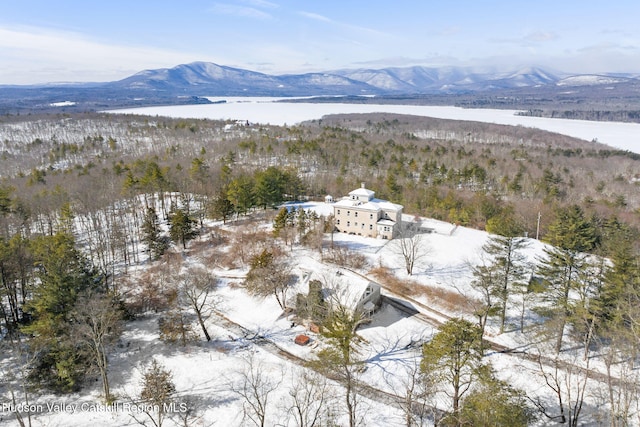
left=109, top=97, right=640, bottom=153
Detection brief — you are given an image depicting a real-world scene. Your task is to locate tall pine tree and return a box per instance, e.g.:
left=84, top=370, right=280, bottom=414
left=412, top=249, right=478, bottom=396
left=23, top=232, right=101, bottom=391
left=141, top=206, right=166, bottom=260
left=169, top=206, right=196, bottom=249
left=482, top=211, right=530, bottom=333
left=537, top=205, right=598, bottom=353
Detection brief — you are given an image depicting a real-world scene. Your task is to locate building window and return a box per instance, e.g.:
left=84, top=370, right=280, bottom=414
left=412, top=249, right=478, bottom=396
left=355, top=222, right=358, bottom=227
left=337, top=209, right=341, bottom=215
left=337, top=219, right=340, bottom=225
left=370, top=213, right=373, bottom=219
left=355, top=212, right=358, bottom=217
left=347, top=211, right=350, bottom=216
left=347, top=221, right=350, bottom=227
left=369, top=224, right=373, bottom=230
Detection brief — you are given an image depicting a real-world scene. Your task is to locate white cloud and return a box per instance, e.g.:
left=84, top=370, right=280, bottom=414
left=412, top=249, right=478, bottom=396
left=562, top=43, right=640, bottom=73
left=489, top=30, right=558, bottom=46
left=209, top=3, right=273, bottom=19
left=524, top=31, right=558, bottom=43
left=297, top=11, right=332, bottom=23
left=0, top=26, right=209, bottom=84
left=438, top=26, right=461, bottom=37
left=297, top=10, right=391, bottom=39
left=353, top=55, right=463, bottom=68
left=241, top=0, right=279, bottom=9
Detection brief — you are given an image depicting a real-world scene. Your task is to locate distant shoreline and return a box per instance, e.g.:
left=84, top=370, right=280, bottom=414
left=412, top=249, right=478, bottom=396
left=107, top=99, right=640, bottom=154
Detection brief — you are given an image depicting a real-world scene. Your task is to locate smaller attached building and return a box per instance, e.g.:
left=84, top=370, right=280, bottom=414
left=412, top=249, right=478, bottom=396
left=321, top=271, right=382, bottom=317
left=333, top=184, right=403, bottom=239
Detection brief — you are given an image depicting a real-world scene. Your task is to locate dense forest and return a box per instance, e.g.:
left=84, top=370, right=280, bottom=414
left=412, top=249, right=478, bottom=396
left=2, top=112, right=640, bottom=232
left=1, top=111, right=640, bottom=425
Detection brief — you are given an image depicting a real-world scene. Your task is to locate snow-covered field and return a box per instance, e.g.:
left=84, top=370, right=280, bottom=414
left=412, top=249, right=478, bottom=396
left=4, top=200, right=618, bottom=426
left=108, top=97, right=640, bottom=154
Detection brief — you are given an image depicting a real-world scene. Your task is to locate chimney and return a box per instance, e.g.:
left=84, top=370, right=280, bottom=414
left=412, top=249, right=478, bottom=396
left=361, top=182, right=365, bottom=189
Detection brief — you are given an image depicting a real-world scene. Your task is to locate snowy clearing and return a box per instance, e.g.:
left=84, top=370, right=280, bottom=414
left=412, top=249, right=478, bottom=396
left=1, top=198, right=623, bottom=426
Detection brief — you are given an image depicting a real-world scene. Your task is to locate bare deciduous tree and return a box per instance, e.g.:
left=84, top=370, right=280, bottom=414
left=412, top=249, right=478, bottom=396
left=392, top=221, right=429, bottom=276
left=528, top=338, right=591, bottom=427
left=600, top=335, right=640, bottom=427
left=1, top=334, right=38, bottom=427
left=231, top=352, right=283, bottom=427
left=70, top=291, right=123, bottom=403
left=285, top=368, right=335, bottom=427
left=384, top=359, right=438, bottom=427
left=180, top=266, right=219, bottom=341
left=158, top=308, right=197, bottom=346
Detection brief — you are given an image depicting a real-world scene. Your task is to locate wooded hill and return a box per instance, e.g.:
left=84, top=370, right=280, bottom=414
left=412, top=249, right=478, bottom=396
left=1, top=111, right=640, bottom=239
left=2, top=111, right=640, bottom=425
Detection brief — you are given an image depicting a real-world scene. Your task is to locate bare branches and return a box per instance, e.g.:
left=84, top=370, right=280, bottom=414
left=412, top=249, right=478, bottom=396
left=391, top=222, right=430, bottom=276
left=230, top=352, right=283, bottom=427
left=179, top=266, right=220, bottom=342
left=69, top=291, right=123, bottom=403
left=285, top=368, right=336, bottom=427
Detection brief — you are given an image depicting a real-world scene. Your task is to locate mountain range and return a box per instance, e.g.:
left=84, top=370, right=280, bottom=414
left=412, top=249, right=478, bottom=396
left=111, top=61, right=638, bottom=95
left=2, top=61, right=640, bottom=112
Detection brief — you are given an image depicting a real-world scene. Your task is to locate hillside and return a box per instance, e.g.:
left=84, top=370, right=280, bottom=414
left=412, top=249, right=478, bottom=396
left=1, top=111, right=640, bottom=425
left=0, top=196, right=608, bottom=426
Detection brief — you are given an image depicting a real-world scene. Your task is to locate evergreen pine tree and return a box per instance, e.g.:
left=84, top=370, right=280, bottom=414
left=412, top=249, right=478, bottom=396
left=297, top=208, right=308, bottom=239
left=272, top=207, right=289, bottom=238
left=480, top=226, right=530, bottom=333
left=421, top=318, right=484, bottom=426
left=23, top=232, right=101, bottom=391
left=209, top=187, right=235, bottom=224
left=458, top=366, right=534, bottom=427
left=169, top=207, right=196, bottom=249
left=537, top=205, right=598, bottom=353
left=141, top=207, right=166, bottom=260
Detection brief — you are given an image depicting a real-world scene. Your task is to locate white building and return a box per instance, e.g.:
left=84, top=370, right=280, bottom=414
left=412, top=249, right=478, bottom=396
left=333, top=184, right=403, bottom=239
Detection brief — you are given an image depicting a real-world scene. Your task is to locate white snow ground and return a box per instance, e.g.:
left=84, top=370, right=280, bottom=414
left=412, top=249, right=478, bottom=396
left=3, top=201, right=619, bottom=426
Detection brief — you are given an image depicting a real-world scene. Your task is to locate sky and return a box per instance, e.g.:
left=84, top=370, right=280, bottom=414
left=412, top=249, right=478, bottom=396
left=1, top=0, right=640, bottom=85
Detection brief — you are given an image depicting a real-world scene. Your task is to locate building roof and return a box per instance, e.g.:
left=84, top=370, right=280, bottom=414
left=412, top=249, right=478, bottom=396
left=334, top=198, right=402, bottom=212
left=297, top=260, right=378, bottom=310
left=349, top=188, right=375, bottom=198
left=371, top=198, right=403, bottom=212
left=334, top=198, right=378, bottom=210
left=325, top=273, right=379, bottom=310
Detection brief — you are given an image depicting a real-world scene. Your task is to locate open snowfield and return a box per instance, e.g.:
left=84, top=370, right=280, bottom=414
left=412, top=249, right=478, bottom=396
left=4, top=201, right=619, bottom=426
left=108, top=97, right=640, bottom=154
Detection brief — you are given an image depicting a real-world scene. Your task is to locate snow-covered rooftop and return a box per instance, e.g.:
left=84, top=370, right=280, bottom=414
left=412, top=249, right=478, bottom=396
left=371, top=198, right=403, bottom=211
left=333, top=197, right=402, bottom=212
left=297, top=256, right=375, bottom=309
left=349, top=187, right=375, bottom=198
